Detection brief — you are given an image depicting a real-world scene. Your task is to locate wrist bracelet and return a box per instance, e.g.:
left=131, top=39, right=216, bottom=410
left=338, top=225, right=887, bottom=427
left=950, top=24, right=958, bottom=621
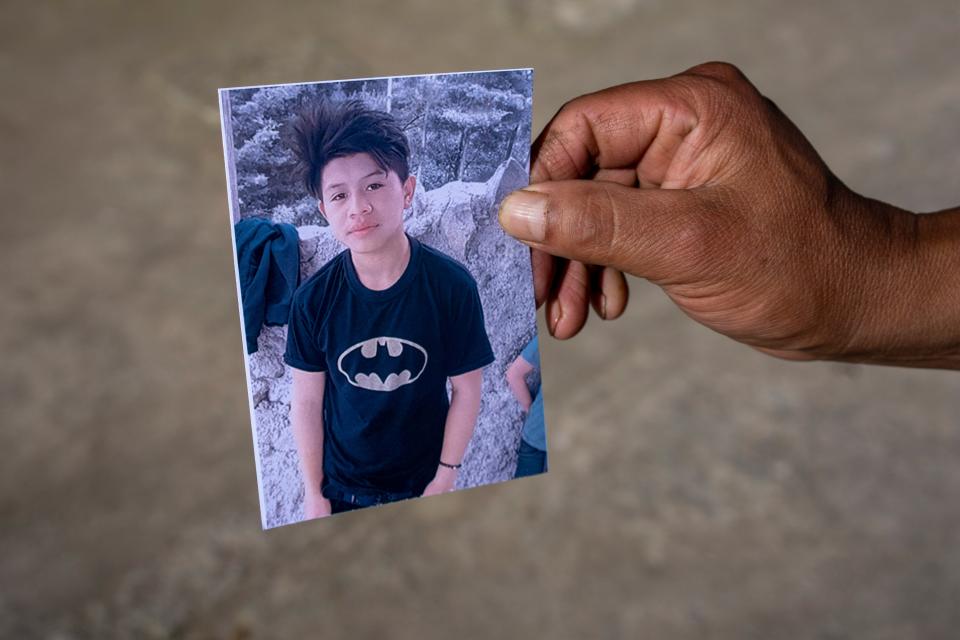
left=438, top=460, right=462, bottom=470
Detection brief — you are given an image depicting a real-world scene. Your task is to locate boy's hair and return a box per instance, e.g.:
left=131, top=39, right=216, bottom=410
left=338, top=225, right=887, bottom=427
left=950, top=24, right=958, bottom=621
left=285, top=99, right=410, bottom=200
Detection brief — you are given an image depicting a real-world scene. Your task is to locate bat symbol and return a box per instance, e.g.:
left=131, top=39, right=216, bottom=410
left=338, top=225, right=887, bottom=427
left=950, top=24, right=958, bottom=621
left=336, top=336, right=428, bottom=392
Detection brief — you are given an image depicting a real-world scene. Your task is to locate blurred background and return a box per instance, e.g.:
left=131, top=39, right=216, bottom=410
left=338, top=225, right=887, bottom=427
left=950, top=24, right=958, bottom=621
left=2, top=1, right=959, bottom=638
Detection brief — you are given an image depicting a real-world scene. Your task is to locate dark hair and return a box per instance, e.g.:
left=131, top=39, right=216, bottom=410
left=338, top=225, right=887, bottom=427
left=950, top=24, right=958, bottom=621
left=285, top=99, right=410, bottom=200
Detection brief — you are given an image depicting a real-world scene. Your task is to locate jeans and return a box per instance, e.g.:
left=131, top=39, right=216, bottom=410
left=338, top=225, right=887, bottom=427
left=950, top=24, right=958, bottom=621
left=514, top=438, right=547, bottom=478
left=325, top=484, right=421, bottom=514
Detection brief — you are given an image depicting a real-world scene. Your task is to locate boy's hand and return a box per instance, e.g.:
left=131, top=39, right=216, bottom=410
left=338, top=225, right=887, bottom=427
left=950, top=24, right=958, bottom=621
left=423, top=465, right=458, bottom=496
left=499, top=61, right=960, bottom=367
left=304, top=490, right=332, bottom=519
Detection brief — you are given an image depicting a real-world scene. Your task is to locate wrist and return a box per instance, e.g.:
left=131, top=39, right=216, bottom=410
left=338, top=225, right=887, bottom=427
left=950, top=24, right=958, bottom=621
left=829, top=194, right=960, bottom=367
left=904, top=208, right=960, bottom=366
left=437, top=461, right=461, bottom=474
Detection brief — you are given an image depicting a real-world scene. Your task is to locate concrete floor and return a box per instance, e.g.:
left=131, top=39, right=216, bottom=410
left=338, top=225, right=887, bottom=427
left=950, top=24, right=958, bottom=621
left=2, top=1, right=959, bottom=638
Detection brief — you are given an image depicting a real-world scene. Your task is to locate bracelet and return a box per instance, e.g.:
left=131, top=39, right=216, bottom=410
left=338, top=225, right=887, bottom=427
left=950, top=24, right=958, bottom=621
left=438, top=460, right=462, bottom=470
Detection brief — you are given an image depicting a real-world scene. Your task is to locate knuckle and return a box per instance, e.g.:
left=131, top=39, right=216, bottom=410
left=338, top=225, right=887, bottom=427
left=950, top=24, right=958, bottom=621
left=556, top=184, right=620, bottom=256
left=536, top=101, right=592, bottom=178
left=537, top=130, right=576, bottom=178
left=670, top=193, right=739, bottom=277
left=677, top=61, right=761, bottom=111
left=553, top=96, right=591, bottom=140
left=686, top=61, right=749, bottom=85
left=555, top=96, right=581, bottom=121
left=558, top=262, right=591, bottom=306
left=667, top=66, right=767, bottom=172
left=671, top=211, right=713, bottom=263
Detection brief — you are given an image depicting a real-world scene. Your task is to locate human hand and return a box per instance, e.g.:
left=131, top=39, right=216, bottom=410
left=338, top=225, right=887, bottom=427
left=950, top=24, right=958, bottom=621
left=422, top=465, right=458, bottom=496
left=500, top=61, right=960, bottom=367
left=304, top=490, right=332, bottom=519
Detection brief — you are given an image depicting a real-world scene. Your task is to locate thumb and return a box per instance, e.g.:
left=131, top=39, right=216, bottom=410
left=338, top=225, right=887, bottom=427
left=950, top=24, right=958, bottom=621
left=498, top=180, right=718, bottom=284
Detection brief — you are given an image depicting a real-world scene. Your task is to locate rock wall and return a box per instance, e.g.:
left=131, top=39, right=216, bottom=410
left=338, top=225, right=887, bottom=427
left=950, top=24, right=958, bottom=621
left=246, top=158, right=537, bottom=528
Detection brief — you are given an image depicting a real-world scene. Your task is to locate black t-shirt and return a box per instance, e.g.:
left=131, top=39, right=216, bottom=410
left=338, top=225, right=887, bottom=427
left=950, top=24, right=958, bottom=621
left=284, top=235, right=495, bottom=497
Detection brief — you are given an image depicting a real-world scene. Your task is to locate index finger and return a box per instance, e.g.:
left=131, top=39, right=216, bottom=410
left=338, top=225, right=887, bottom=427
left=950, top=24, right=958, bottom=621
left=530, top=77, right=700, bottom=189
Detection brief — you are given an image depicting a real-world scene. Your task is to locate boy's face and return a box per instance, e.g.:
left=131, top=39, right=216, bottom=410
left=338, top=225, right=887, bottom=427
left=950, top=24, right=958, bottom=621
left=318, top=152, right=415, bottom=255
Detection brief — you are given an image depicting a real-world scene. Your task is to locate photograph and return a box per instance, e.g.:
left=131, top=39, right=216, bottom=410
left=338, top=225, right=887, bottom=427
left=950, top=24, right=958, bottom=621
left=9, top=3, right=960, bottom=637
left=219, top=69, right=545, bottom=528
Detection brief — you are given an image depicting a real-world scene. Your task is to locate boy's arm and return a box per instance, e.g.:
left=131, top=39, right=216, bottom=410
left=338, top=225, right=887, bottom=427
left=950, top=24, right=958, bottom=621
left=290, top=368, right=331, bottom=519
left=505, top=355, right=535, bottom=412
left=422, top=367, right=484, bottom=496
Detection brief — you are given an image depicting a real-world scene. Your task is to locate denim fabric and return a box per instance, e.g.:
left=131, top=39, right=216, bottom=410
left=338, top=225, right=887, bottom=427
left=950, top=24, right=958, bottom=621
left=330, top=498, right=367, bottom=514
left=519, top=336, right=546, bottom=450
left=324, top=484, right=420, bottom=513
left=514, top=438, right=547, bottom=478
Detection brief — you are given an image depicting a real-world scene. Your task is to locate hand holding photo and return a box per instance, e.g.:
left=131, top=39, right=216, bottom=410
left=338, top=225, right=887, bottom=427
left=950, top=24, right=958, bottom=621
left=219, top=69, right=547, bottom=528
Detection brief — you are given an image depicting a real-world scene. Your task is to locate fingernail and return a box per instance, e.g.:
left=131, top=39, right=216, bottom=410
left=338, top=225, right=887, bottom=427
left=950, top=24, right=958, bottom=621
left=550, top=304, right=562, bottom=335
left=601, top=294, right=607, bottom=320
left=499, top=189, right=547, bottom=242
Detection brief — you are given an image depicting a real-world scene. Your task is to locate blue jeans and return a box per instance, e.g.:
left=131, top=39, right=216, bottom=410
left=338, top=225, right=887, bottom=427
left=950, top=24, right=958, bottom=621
left=325, top=484, right=421, bottom=514
left=514, top=438, right=547, bottom=478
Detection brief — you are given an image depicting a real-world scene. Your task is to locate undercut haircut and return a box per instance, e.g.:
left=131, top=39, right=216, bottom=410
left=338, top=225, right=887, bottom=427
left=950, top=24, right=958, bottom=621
left=285, top=99, right=411, bottom=200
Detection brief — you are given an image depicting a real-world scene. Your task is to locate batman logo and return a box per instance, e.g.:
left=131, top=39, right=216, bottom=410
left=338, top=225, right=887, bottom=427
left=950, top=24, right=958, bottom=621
left=336, top=336, right=428, bottom=392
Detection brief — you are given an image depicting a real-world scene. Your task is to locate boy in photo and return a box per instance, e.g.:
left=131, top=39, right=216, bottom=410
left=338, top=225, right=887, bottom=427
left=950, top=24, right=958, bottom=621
left=283, top=100, right=495, bottom=518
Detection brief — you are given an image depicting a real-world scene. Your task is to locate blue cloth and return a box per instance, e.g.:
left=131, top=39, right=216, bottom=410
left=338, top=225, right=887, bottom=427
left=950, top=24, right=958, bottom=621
left=514, top=438, right=547, bottom=478
left=234, top=218, right=300, bottom=354
left=284, top=235, right=495, bottom=498
left=519, top=336, right=546, bottom=451
left=329, top=498, right=365, bottom=514
left=326, top=485, right=418, bottom=513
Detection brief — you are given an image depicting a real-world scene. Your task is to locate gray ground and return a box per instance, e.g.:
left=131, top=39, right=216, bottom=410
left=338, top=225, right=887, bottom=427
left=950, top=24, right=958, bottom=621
left=2, top=1, right=959, bottom=638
